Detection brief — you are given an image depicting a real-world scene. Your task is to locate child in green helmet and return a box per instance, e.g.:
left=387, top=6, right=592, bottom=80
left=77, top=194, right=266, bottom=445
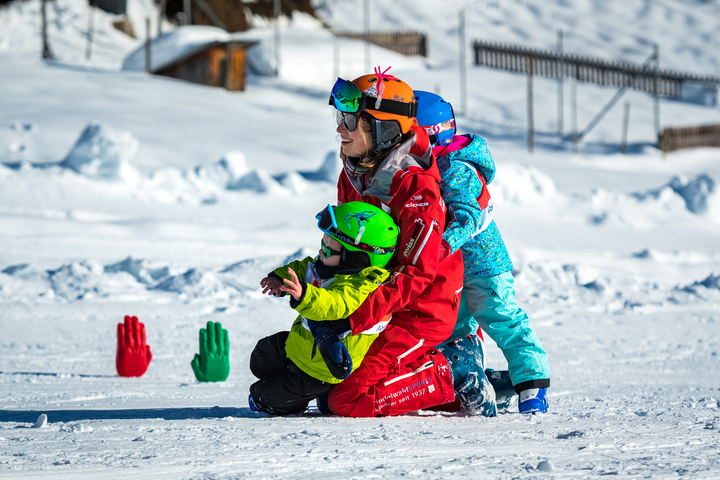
left=248, top=201, right=399, bottom=415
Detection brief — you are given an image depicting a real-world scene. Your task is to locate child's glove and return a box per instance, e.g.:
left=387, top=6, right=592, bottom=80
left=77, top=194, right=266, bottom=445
left=116, top=315, right=153, bottom=377
left=191, top=321, right=230, bottom=382
left=307, top=319, right=353, bottom=380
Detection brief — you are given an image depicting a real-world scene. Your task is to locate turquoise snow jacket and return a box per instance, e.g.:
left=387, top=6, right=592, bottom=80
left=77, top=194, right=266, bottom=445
left=434, top=134, right=513, bottom=280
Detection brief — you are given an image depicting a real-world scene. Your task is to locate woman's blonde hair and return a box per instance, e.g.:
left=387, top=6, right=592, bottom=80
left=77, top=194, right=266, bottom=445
left=341, top=113, right=416, bottom=177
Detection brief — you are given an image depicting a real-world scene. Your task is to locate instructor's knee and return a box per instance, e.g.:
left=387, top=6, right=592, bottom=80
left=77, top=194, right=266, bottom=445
left=327, top=385, right=355, bottom=417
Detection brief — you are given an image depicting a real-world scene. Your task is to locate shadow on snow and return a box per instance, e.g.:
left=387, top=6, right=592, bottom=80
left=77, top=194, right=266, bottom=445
left=1, top=406, right=255, bottom=423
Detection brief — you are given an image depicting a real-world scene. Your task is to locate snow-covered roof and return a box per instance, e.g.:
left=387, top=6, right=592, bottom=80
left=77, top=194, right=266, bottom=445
left=122, top=25, right=256, bottom=73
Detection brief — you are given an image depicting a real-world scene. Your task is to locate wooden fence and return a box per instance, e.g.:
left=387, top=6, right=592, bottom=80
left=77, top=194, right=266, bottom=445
left=473, top=39, right=720, bottom=99
left=660, top=124, right=720, bottom=153
left=333, top=31, right=427, bottom=57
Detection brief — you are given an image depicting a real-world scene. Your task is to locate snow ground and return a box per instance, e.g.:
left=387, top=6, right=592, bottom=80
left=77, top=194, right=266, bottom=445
left=1, top=0, right=720, bottom=478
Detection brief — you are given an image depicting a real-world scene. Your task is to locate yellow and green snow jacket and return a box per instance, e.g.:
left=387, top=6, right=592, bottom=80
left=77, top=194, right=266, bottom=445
left=271, top=257, right=390, bottom=384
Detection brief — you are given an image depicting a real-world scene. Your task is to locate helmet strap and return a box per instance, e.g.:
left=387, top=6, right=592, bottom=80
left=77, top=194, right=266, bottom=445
left=339, top=247, right=371, bottom=270
left=314, top=261, right=341, bottom=279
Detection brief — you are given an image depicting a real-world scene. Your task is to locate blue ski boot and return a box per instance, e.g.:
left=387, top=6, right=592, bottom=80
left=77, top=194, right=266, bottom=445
left=248, top=394, right=261, bottom=413
left=519, top=388, right=549, bottom=414
left=437, top=334, right=496, bottom=417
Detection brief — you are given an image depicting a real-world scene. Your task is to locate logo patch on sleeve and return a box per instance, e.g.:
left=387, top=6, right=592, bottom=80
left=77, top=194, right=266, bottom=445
left=402, top=218, right=426, bottom=257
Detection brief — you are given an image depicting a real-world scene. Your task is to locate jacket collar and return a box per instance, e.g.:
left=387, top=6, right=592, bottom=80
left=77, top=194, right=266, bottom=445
left=343, top=126, right=439, bottom=203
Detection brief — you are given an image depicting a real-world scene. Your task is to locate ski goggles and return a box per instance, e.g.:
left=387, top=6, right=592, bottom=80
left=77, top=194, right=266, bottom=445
left=316, top=204, right=339, bottom=232
left=336, top=111, right=359, bottom=132
left=329, top=77, right=418, bottom=117
left=329, top=78, right=363, bottom=113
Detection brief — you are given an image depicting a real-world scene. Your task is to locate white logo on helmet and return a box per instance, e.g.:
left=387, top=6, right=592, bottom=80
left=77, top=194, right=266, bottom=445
left=364, top=85, right=379, bottom=98
left=412, top=195, right=423, bottom=201
left=424, top=119, right=455, bottom=135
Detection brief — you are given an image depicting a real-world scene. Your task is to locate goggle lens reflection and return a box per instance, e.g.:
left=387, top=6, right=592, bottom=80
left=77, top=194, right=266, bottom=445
left=329, top=78, right=362, bottom=113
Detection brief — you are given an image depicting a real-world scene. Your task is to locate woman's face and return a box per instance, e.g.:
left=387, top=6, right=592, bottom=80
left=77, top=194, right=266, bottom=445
left=336, top=112, right=372, bottom=158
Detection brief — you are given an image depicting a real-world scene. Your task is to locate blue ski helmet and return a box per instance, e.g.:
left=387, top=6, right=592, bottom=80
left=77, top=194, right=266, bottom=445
left=413, top=90, right=456, bottom=146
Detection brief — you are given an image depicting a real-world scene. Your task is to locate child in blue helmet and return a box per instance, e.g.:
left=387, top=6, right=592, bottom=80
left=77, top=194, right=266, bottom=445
left=414, top=91, right=551, bottom=414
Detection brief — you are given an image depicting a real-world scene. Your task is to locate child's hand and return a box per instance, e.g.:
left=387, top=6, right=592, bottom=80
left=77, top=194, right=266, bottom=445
left=280, top=267, right=303, bottom=302
left=260, top=276, right=285, bottom=297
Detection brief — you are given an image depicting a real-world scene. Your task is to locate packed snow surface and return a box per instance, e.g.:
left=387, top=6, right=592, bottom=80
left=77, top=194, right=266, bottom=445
left=1, top=0, right=720, bottom=478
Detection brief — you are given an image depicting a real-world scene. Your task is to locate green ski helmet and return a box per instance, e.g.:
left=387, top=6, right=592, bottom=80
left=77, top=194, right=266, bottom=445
left=316, top=202, right=398, bottom=269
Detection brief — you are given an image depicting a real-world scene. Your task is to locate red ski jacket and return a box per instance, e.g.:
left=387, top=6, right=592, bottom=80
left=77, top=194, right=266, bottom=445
left=337, top=126, right=464, bottom=344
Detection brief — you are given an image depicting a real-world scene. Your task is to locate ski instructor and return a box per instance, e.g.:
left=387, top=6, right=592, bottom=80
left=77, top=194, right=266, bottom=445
left=319, top=67, right=471, bottom=417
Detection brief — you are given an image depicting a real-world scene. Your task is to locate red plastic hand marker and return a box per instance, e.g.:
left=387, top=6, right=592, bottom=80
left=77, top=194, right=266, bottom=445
left=116, top=315, right=153, bottom=377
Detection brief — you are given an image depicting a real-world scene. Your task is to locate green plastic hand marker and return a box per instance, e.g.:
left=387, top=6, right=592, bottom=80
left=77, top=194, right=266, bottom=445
left=191, top=321, right=230, bottom=382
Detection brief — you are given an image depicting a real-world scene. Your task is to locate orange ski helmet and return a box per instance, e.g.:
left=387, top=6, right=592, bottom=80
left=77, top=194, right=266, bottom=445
left=329, top=66, right=418, bottom=152
left=350, top=69, right=417, bottom=134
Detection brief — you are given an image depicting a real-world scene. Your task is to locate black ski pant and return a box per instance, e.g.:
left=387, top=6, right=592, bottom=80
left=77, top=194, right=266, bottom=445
left=249, top=331, right=333, bottom=415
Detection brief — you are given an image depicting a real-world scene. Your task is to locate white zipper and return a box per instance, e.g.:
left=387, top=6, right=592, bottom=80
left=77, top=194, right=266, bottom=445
left=412, top=219, right=437, bottom=265
left=396, top=338, right=425, bottom=365
left=383, top=360, right=434, bottom=386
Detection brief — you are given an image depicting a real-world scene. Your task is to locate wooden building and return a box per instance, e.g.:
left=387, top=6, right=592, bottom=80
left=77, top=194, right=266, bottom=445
left=155, top=40, right=257, bottom=91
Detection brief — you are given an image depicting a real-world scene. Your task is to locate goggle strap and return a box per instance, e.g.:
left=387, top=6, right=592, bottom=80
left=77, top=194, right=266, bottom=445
left=326, top=227, right=396, bottom=256
left=330, top=94, right=417, bottom=118
left=359, top=95, right=417, bottom=117
left=423, top=119, right=455, bottom=136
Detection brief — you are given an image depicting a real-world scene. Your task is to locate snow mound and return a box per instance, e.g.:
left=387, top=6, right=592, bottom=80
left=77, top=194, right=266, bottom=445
left=146, top=167, right=213, bottom=204
left=192, top=151, right=248, bottom=190
left=150, top=268, right=232, bottom=300
left=104, top=257, right=171, bottom=284
left=59, top=423, right=93, bottom=433
left=512, top=260, right=678, bottom=315
left=2, top=264, right=31, bottom=276
left=0, top=263, right=52, bottom=300
left=1, top=260, right=160, bottom=301
left=693, top=273, right=720, bottom=290
left=60, top=123, right=140, bottom=182
left=669, top=173, right=719, bottom=216
left=491, top=163, right=557, bottom=205
left=516, top=262, right=578, bottom=287
left=219, top=249, right=311, bottom=292
left=630, top=173, right=720, bottom=222
left=677, top=272, right=720, bottom=301
left=146, top=157, right=302, bottom=203
left=274, top=171, right=310, bottom=194
left=231, top=169, right=284, bottom=194
left=299, top=151, right=343, bottom=183
left=122, top=25, right=231, bottom=73
left=1, top=253, right=316, bottom=303
left=632, top=248, right=661, bottom=260
left=47, top=261, right=105, bottom=300
left=184, top=151, right=315, bottom=195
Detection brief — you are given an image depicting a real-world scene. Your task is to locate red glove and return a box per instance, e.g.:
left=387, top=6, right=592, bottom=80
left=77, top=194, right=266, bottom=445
left=116, top=315, right=153, bottom=377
